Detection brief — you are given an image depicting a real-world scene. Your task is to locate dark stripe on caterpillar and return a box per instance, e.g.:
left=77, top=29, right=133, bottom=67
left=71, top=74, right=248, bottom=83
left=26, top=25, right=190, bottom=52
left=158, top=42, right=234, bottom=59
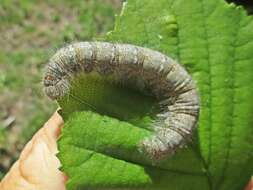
left=43, top=41, right=200, bottom=161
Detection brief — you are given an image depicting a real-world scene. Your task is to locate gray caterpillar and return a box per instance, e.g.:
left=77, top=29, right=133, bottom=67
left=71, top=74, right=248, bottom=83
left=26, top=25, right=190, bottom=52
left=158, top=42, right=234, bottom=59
left=43, top=42, right=200, bottom=160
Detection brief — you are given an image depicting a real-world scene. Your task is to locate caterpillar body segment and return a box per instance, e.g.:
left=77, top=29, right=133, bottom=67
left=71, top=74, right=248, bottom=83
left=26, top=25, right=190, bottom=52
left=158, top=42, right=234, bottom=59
left=43, top=42, right=200, bottom=160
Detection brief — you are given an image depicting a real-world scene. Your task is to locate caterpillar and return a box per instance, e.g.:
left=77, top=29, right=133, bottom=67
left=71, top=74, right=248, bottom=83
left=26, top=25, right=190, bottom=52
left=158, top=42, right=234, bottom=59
left=43, top=42, right=200, bottom=160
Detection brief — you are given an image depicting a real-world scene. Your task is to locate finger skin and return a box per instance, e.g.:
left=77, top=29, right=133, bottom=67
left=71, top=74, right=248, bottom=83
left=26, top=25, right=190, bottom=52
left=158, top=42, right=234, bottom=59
left=245, top=177, right=253, bottom=190
left=0, top=111, right=66, bottom=190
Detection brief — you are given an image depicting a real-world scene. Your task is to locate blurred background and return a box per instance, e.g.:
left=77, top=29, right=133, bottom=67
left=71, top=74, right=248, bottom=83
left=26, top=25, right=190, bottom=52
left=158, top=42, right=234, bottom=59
left=0, top=0, right=122, bottom=178
left=0, top=0, right=251, bottom=180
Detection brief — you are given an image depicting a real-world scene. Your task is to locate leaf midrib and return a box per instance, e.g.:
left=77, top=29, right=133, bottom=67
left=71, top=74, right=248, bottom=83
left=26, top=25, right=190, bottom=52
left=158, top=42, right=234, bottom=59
left=66, top=143, right=207, bottom=177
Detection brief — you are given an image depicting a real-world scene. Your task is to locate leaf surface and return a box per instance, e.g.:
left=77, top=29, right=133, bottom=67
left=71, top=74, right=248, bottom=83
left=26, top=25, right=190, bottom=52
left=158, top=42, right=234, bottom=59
left=58, top=0, right=253, bottom=189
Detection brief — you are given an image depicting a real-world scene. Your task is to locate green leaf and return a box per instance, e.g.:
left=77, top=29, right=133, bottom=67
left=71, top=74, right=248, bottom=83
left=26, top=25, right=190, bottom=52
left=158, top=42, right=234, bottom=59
left=58, top=111, right=152, bottom=189
left=57, top=0, right=253, bottom=190
left=58, top=111, right=209, bottom=190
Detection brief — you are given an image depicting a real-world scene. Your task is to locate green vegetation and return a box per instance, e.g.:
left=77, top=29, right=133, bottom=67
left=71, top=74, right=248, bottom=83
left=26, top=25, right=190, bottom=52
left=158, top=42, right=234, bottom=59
left=58, top=0, right=253, bottom=189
